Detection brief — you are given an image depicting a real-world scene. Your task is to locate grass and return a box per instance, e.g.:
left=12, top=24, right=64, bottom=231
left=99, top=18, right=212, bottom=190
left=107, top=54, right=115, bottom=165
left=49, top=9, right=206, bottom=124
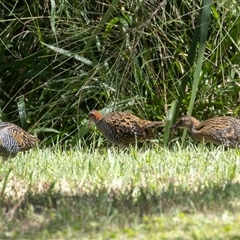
left=0, top=143, right=240, bottom=239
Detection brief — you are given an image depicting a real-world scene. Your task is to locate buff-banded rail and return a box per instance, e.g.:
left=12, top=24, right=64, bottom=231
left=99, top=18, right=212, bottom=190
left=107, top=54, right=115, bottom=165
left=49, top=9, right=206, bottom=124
left=88, top=110, right=165, bottom=146
left=171, top=116, right=240, bottom=148
left=0, top=122, right=39, bottom=159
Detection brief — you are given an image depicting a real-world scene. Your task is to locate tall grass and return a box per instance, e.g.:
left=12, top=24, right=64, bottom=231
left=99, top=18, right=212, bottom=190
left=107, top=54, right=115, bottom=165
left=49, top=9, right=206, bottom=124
left=0, top=0, right=239, bottom=146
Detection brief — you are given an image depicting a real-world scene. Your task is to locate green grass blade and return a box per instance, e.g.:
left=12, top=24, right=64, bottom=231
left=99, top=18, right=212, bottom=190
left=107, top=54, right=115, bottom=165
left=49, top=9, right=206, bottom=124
left=163, top=100, right=177, bottom=146
left=187, top=0, right=212, bottom=115
left=180, top=0, right=212, bottom=142
left=164, top=2, right=210, bottom=146
left=17, top=96, right=28, bottom=130
left=83, top=0, right=120, bottom=54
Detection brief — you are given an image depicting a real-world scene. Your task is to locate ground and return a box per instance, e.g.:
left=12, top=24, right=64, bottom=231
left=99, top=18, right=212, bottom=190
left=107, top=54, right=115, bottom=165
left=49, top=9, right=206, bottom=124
left=0, top=143, right=240, bottom=239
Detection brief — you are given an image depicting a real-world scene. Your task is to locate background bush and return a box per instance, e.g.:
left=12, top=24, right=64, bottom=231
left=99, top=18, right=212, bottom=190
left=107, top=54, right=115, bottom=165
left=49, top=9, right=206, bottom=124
left=0, top=0, right=239, bottom=147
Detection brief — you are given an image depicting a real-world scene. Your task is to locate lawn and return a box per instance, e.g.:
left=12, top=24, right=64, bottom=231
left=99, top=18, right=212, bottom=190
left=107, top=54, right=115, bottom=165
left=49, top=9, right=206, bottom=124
left=0, top=144, right=240, bottom=239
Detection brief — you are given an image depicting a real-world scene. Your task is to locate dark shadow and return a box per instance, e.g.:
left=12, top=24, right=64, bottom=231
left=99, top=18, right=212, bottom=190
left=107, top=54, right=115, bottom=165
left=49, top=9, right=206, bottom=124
left=1, top=179, right=240, bottom=238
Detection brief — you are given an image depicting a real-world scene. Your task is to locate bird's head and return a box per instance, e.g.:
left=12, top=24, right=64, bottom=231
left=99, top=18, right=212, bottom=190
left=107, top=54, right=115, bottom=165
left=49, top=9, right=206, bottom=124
left=88, top=110, right=103, bottom=127
left=170, top=116, right=200, bottom=131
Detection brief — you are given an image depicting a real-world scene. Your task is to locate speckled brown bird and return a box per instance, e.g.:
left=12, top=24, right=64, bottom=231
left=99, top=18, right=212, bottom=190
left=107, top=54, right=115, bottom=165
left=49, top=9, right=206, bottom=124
left=88, top=110, right=165, bottom=146
left=171, top=116, right=240, bottom=148
left=0, top=122, right=39, bottom=159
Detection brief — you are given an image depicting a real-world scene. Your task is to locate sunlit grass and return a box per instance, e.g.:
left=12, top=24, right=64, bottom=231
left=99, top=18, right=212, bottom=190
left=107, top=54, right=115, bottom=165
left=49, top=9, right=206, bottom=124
left=0, top=144, right=240, bottom=239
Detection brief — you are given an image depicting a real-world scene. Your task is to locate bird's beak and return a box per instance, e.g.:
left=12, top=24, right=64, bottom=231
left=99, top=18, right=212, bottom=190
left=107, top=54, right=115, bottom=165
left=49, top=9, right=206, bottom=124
left=88, top=120, right=94, bottom=128
left=170, top=123, right=177, bottom=130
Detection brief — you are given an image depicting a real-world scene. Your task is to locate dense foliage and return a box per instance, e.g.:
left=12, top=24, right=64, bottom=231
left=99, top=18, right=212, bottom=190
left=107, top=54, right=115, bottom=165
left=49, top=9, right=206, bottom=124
left=0, top=0, right=239, bottom=146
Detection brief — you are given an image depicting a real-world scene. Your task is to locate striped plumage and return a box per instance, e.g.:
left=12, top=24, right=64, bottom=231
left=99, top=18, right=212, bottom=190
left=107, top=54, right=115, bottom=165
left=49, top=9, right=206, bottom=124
left=171, top=116, right=240, bottom=148
left=0, top=122, right=39, bottom=159
left=88, top=110, right=165, bottom=146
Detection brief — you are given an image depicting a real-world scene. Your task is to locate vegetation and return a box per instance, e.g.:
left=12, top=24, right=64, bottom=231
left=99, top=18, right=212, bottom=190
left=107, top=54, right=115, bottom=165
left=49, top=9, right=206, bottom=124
left=0, top=0, right=240, bottom=238
left=0, top=145, right=240, bottom=239
left=0, top=0, right=239, bottom=146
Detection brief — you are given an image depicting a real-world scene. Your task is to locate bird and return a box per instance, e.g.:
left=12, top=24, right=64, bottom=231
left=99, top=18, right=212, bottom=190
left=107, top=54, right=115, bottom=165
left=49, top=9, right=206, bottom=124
left=88, top=110, right=165, bottom=146
left=0, top=122, right=39, bottom=159
left=171, top=115, right=240, bottom=148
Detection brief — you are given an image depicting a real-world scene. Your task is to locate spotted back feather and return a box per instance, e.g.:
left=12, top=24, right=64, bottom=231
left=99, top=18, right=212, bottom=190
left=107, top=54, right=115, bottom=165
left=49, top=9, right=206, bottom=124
left=171, top=116, right=240, bottom=148
left=0, top=122, right=39, bottom=159
left=88, top=110, right=164, bottom=146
